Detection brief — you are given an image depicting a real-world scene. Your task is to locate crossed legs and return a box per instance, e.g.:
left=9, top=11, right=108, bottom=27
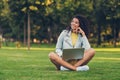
left=48, top=48, right=95, bottom=71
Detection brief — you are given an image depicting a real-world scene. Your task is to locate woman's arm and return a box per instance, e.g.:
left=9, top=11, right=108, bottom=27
left=77, top=28, right=91, bottom=50
left=55, top=30, right=67, bottom=56
left=82, top=36, right=91, bottom=50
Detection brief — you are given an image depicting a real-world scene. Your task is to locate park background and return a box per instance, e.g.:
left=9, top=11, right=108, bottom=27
left=0, top=0, right=120, bottom=49
left=0, top=0, right=120, bottom=80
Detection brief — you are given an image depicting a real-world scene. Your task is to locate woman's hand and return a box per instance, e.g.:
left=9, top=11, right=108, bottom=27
left=72, top=28, right=85, bottom=36
left=76, top=28, right=85, bottom=36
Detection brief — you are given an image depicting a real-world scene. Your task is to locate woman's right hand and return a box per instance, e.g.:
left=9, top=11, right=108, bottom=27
left=76, top=28, right=85, bottom=36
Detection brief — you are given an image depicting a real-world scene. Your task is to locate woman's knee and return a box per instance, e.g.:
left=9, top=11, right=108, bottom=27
left=90, top=48, right=95, bottom=56
left=86, top=48, right=95, bottom=56
left=48, top=52, right=57, bottom=60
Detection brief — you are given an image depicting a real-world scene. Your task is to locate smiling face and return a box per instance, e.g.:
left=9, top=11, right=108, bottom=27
left=70, top=18, right=80, bottom=32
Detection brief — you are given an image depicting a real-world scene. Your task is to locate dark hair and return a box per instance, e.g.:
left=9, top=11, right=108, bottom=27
left=66, top=15, right=89, bottom=37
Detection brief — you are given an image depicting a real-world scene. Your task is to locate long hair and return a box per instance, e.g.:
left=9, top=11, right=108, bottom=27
left=66, top=15, right=89, bottom=37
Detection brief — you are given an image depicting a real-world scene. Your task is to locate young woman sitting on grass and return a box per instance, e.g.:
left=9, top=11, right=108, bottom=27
left=48, top=15, right=95, bottom=71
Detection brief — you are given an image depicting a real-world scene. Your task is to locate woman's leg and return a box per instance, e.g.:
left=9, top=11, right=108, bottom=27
left=48, top=52, right=76, bottom=71
left=74, top=48, right=95, bottom=67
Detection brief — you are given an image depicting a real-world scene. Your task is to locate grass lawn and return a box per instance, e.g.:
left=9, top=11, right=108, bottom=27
left=0, top=47, right=120, bottom=80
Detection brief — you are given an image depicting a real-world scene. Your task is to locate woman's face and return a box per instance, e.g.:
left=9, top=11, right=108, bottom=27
left=70, top=18, right=80, bottom=30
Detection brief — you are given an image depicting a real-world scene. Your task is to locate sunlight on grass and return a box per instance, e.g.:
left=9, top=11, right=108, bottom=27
left=2, top=47, right=54, bottom=50
left=2, top=47, right=120, bottom=51
left=95, top=48, right=120, bottom=51
left=95, top=57, right=120, bottom=60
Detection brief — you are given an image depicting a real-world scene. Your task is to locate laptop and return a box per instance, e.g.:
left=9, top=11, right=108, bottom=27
left=62, top=48, right=85, bottom=61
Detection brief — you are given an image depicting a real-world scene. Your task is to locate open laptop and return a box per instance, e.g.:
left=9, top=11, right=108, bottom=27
left=62, top=48, right=85, bottom=61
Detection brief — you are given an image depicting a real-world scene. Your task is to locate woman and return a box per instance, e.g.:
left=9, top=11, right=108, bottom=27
left=48, top=15, right=95, bottom=71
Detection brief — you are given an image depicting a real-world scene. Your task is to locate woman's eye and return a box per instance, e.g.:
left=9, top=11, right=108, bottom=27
left=75, top=22, right=79, bottom=24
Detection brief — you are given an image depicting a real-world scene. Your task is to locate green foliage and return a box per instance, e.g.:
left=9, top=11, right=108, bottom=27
left=0, top=0, right=120, bottom=46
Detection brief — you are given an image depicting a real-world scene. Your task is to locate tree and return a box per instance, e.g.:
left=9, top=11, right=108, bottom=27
left=8, top=0, right=54, bottom=49
left=91, top=0, right=120, bottom=47
left=101, top=0, right=120, bottom=47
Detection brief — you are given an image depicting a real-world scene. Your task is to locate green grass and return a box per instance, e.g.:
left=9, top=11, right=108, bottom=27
left=0, top=48, right=120, bottom=80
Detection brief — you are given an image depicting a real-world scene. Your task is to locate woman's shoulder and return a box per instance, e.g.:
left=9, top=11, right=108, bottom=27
left=61, top=29, right=68, bottom=33
left=59, top=29, right=69, bottom=36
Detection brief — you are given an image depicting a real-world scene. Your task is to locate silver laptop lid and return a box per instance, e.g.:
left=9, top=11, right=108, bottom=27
left=62, top=48, right=84, bottom=61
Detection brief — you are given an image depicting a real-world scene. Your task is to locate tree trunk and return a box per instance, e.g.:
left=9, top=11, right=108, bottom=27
left=27, top=12, right=30, bottom=50
left=112, top=18, right=116, bottom=47
left=24, top=20, right=26, bottom=47
left=97, top=24, right=101, bottom=46
left=113, top=24, right=116, bottom=47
